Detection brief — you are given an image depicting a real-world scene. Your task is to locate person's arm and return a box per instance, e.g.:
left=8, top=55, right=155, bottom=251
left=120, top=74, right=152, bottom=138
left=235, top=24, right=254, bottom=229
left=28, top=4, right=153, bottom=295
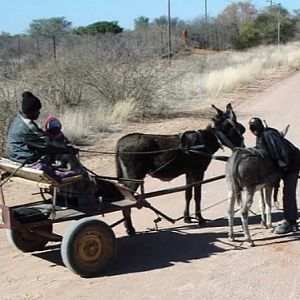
left=263, top=130, right=288, bottom=169
left=24, top=129, right=75, bottom=155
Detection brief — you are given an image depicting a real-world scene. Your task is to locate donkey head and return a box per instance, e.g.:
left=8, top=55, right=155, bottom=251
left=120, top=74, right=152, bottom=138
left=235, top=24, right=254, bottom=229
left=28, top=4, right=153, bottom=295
left=211, top=103, right=245, bottom=149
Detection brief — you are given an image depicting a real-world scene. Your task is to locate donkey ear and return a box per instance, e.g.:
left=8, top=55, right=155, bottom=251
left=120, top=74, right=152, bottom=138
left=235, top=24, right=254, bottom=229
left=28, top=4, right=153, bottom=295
left=226, top=103, right=236, bottom=122
left=281, top=124, right=290, bottom=137
left=211, top=104, right=223, bottom=116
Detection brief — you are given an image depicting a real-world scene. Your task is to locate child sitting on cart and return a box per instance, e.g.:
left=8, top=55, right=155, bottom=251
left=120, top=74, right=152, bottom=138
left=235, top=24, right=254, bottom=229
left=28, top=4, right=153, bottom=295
left=43, top=115, right=76, bottom=176
left=44, top=115, right=70, bottom=144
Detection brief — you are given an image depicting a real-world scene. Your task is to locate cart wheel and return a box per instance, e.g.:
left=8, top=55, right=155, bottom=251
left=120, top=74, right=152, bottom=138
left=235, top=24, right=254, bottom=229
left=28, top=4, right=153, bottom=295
left=6, top=224, right=53, bottom=253
left=61, top=218, right=116, bottom=278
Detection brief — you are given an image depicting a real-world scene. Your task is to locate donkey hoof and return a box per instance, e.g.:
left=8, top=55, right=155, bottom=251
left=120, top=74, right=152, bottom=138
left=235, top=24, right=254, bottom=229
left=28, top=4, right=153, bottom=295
left=248, top=241, right=255, bottom=247
left=198, top=218, right=207, bottom=226
left=245, top=240, right=255, bottom=247
left=260, top=221, right=267, bottom=229
left=126, top=227, right=136, bottom=236
left=126, top=229, right=136, bottom=236
left=184, top=216, right=192, bottom=223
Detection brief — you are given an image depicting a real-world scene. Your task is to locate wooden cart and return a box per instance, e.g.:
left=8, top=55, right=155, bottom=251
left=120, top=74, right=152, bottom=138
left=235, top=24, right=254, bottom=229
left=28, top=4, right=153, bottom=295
left=0, top=157, right=224, bottom=277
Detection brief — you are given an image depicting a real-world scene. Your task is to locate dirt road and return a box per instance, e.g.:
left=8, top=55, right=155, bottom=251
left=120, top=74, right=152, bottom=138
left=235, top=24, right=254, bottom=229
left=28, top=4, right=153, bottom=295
left=1, top=71, right=300, bottom=300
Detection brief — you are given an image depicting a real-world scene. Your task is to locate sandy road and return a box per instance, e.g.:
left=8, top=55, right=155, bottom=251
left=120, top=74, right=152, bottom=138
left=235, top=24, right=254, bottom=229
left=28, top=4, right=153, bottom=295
left=1, top=71, right=300, bottom=300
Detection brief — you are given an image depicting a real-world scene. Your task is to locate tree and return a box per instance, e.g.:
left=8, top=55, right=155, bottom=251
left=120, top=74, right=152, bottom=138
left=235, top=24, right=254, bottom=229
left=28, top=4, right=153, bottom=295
left=292, top=9, right=300, bottom=40
left=253, top=5, right=296, bottom=45
left=216, top=1, right=257, bottom=49
left=218, top=1, right=257, bottom=25
left=134, top=16, right=150, bottom=30
left=74, top=21, right=123, bottom=35
left=28, top=17, right=72, bottom=37
left=233, top=5, right=297, bottom=48
left=0, top=32, right=11, bottom=37
left=152, top=16, right=186, bottom=33
left=233, top=20, right=260, bottom=49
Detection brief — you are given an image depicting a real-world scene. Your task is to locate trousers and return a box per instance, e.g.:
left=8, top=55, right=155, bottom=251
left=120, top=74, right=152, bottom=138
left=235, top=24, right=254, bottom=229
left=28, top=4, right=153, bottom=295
left=282, top=170, right=299, bottom=223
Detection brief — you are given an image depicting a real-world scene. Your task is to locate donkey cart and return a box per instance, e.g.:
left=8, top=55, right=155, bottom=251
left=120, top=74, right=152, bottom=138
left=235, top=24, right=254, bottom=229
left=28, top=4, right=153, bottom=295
left=0, top=157, right=224, bottom=277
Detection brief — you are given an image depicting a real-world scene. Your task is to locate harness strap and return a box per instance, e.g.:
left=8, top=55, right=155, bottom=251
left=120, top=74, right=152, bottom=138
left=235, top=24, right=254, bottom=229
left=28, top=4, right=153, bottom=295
left=213, top=128, right=237, bottom=149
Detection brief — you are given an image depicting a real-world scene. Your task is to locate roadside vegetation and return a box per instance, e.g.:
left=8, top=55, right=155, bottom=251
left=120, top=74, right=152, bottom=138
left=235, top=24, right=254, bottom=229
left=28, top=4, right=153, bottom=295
left=1, top=1, right=300, bottom=154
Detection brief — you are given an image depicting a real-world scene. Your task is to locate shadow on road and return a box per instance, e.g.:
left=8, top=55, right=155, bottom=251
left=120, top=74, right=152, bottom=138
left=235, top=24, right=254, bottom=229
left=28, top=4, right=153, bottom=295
left=205, top=210, right=284, bottom=228
left=107, top=229, right=228, bottom=276
left=32, top=226, right=229, bottom=277
left=32, top=210, right=297, bottom=277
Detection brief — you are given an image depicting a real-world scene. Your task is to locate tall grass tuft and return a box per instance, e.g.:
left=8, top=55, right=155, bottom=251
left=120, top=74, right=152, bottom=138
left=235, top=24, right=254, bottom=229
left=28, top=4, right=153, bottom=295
left=59, top=110, right=91, bottom=146
left=179, top=42, right=300, bottom=100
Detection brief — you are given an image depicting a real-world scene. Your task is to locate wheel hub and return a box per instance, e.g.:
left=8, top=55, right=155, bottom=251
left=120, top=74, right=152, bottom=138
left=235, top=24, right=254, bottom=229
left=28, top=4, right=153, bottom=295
left=78, top=232, right=103, bottom=262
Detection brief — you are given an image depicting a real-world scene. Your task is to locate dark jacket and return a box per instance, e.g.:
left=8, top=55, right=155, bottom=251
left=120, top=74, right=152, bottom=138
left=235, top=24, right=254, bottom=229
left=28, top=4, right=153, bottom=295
left=256, top=127, right=299, bottom=171
left=7, top=113, right=71, bottom=163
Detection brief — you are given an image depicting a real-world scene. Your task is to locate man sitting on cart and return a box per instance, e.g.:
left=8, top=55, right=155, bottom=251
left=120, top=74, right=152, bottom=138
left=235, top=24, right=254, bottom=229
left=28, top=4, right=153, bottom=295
left=7, top=91, right=96, bottom=205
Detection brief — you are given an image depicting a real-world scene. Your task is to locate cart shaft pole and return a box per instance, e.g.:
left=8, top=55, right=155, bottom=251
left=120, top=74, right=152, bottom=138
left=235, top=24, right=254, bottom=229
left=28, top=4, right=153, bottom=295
left=140, top=175, right=225, bottom=199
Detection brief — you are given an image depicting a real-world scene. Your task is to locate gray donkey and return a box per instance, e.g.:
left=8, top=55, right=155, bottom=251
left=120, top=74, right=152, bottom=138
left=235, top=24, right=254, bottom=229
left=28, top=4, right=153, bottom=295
left=226, top=147, right=281, bottom=246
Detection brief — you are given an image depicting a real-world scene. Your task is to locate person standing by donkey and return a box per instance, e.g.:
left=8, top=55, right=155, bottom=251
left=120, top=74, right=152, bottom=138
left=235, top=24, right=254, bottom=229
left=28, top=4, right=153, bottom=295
left=249, top=117, right=300, bottom=234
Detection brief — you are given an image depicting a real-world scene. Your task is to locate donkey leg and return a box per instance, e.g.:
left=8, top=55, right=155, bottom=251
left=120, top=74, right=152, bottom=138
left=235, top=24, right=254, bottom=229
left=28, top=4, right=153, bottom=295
left=228, top=189, right=236, bottom=241
left=184, top=187, right=193, bottom=223
left=194, top=181, right=206, bottom=225
left=240, top=190, right=254, bottom=246
left=259, top=188, right=267, bottom=228
left=184, top=174, right=193, bottom=223
left=264, top=186, right=273, bottom=229
left=120, top=174, right=142, bottom=236
left=122, top=207, right=136, bottom=236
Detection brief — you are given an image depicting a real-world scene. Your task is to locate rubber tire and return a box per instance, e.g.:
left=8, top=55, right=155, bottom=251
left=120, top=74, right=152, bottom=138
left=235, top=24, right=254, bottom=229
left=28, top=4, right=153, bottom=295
left=6, top=224, right=53, bottom=253
left=61, top=218, right=117, bottom=278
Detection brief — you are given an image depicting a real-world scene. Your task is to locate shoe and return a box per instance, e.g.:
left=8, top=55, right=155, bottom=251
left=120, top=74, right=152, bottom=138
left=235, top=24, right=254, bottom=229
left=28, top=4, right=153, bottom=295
left=274, top=221, right=299, bottom=234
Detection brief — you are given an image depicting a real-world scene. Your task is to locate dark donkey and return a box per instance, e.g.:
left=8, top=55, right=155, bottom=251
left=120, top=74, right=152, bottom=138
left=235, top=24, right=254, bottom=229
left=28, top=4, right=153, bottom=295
left=116, top=104, right=245, bottom=235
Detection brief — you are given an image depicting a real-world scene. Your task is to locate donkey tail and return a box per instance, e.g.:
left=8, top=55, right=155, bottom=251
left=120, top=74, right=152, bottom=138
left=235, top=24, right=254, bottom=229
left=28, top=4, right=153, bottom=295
left=226, top=151, right=242, bottom=205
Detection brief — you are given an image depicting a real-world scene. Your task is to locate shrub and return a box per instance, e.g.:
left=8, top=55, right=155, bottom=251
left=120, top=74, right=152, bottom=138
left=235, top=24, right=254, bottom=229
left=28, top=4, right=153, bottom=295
left=0, top=82, right=19, bottom=156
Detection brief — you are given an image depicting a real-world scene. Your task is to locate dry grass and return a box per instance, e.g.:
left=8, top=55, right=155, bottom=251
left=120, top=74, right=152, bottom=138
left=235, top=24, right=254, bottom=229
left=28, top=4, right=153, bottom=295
left=56, top=100, right=139, bottom=145
left=0, top=82, right=23, bottom=155
left=202, top=58, right=265, bottom=96
left=58, top=110, right=91, bottom=146
left=2, top=42, right=300, bottom=148
left=89, top=99, right=139, bottom=133
left=178, top=42, right=300, bottom=100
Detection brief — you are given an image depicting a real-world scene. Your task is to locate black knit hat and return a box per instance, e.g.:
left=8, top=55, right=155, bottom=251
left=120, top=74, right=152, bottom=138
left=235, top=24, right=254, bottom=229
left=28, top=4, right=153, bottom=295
left=249, top=117, right=264, bottom=132
left=21, top=91, right=42, bottom=114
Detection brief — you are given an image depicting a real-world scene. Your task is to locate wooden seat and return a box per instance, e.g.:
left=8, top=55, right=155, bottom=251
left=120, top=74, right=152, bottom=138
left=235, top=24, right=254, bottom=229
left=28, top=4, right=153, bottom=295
left=0, top=158, right=82, bottom=187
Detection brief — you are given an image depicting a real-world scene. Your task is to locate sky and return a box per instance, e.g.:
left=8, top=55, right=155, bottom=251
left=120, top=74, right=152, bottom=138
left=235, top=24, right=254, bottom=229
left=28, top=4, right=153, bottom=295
left=0, top=0, right=299, bottom=35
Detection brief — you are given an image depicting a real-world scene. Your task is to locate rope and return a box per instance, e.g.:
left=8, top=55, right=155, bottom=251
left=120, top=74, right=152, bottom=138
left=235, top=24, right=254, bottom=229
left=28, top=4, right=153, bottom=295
left=148, top=156, right=177, bottom=177
left=158, top=190, right=260, bottom=226
left=79, top=148, right=179, bottom=155
left=79, top=147, right=230, bottom=163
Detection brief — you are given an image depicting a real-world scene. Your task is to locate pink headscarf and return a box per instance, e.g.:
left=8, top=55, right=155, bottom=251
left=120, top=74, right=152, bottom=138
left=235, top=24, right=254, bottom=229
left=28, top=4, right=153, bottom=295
left=45, top=115, right=62, bottom=131
left=44, top=115, right=66, bottom=142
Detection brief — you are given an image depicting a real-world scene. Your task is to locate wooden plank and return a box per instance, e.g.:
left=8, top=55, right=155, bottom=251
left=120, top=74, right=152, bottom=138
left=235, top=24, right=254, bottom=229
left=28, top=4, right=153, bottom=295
left=0, top=158, right=82, bottom=187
